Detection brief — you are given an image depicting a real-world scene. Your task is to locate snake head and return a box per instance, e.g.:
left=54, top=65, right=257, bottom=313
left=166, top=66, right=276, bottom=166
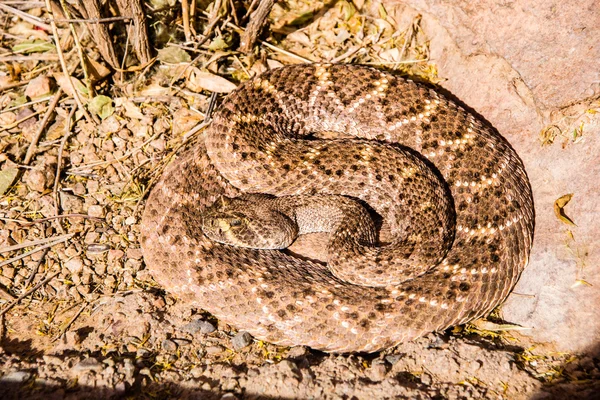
left=200, top=195, right=298, bottom=250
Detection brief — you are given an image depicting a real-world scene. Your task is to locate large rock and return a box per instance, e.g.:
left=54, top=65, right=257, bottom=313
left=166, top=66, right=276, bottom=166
left=385, top=0, right=600, bottom=352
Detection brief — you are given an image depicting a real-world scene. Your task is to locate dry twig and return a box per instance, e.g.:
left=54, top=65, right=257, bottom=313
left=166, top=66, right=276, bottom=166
left=44, top=0, right=96, bottom=124
left=239, top=0, right=275, bottom=53
left=23, top=88, right=64, bottom=165
left=0, top=270, right=61, bottom=317
left=0, top=233, right=75, bottom=268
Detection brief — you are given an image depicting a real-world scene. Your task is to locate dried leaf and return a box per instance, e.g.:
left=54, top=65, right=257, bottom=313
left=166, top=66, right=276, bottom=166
left=185, top=68, right=237, bottom=94
left=554, top=193, right=576, bottom=226
left=54, top=74, right=88, bottom=97
left=571, top=279, right=592, bottom=288
left=12, top=39, right=55, bottom=54
left=157, top=47, right=191, bottom=64
left=0, top=168, right=19, bottom=196
left=88, top=95, right=114, bottom=119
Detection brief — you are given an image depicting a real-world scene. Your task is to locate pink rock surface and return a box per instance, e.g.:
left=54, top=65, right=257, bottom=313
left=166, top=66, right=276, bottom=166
left=387, top=0, right=600, bottom=352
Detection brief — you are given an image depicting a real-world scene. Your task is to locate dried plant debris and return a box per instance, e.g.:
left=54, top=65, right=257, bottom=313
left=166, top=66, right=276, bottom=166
left=0, top=0, right=597, bottom=399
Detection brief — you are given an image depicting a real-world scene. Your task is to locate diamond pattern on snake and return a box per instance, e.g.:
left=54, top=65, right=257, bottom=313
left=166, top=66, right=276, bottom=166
left=141, top=64, right=534, bottom=353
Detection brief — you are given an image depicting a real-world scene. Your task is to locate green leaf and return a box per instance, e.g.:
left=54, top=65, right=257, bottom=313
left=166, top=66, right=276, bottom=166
left=12, top=40, right=55, bottom=54
left=10, top=95, right=28, bottom=108
left=0, top=168, right=19, bottom=196
left=157, top=47, right=191, bottom=64
left=88, top=95, right=114, bottom=120
left=288, top=11, right=314, bottom=26
left=208, top=36, right=229, bottom=51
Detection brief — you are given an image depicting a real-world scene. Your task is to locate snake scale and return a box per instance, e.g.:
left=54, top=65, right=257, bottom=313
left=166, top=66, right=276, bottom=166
left=141, top=64, right=534, bottom=353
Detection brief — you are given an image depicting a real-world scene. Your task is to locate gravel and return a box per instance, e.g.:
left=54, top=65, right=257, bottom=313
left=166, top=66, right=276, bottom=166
left=231, top=331, right=253, bottom=350
left=181, top=319, right=217, bottom=335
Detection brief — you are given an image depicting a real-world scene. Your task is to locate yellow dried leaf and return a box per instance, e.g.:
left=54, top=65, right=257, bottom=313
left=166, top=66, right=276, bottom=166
left=570, top=279, right=592, bottom=288
left=554, top=193, right=576, bottom=226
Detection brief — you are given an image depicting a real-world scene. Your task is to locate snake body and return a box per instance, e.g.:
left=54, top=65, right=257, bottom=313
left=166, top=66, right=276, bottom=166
left=141, top=64, right=534, bottom=353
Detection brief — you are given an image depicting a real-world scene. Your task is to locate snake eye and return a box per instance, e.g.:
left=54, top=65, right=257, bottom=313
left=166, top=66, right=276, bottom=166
left=229, top=219, right=242, bottom=227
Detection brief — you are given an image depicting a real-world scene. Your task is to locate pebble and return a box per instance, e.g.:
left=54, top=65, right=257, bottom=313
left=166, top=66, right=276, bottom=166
left=72, top=357, right=103, bottom=373
left=161, top=339, right=177, bottom=352
left=65, top=257, right=84, bottom=275
left=420, top=372, right=433, bottom=385
left=25, top=75, right=52, bottom=99
left=87, top=243, right=110, bottom=255
left=278, top=359, right=301, bottom=378
left=0, top=370, right=31, bottom=383
left=367, top=360, right=388, bottom=382
left=2, top=266, right=15, bottom=279
left=287, top=346, right=308, bottom=358
left=73, top=182, right=87, bottom=196
left=87, top=205, right=105, bottom=218
left=205, top=345, right=224, bottom=355
left=385, top=354, right=403, bottom=365
left=190, top=367, right=204, bottom=378
left=231, top=331, right=253, bottom=350
left=181, top=319, right=216, bottom=335
left=126, top=247, right=143, bottom=260
left=107, top=249, right=125, bottom=264
left=25, top=170, right=47, bottom=192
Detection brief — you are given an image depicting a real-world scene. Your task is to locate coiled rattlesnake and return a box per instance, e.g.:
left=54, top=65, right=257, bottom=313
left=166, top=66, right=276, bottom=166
left=141, top=64, right=534, bottom=353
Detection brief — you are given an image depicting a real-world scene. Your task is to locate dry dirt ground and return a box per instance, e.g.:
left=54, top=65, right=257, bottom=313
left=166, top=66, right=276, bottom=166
left=0, top=1, right=598, bottom=399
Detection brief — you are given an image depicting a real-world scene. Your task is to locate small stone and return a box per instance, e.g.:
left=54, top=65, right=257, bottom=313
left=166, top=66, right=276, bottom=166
left=278, top=359, right=301, bottom=378
left=161, top=339, right=177, bottom=352
left=93, top=262, right=107, bottom=275
left=0, top=370, right=31, bottom=383
left=125, top=216, right=137, bottom=225
left=181, top=319, right=216, bottom=335
left=17, top=107, right=36, bottom=130
left=65, top=330, right=82, bottom=346
left=72, top=182, right=86, bottom=196
left=83, top=231, right=100, bottom=245
left=25, top=170, right=47, bottom=192
left=287, top=346, right=308, bottom=358
left=367, top=360, right=388, bottom=382
left=150, top=138, right=166, bottom=151
left=126, top=248, right=143, bottom=260
left=65, top=257, right=84, bottom=275
left=87, top=180, right=99, bottom=194
left=87, top=243, right=110, bottom=255
left=123, top=358, right=135, bottom=381
left=59, top=191, right=84, bottom=213
left=107, top=249, right=124, bottom=264
left=73, top=357, right=103, bottom=373
left=172, top=338, right=191, bottom=346
left=0, top=275, right=12, bottom=287
left=385, top=354, right=403, bottom=365
left=205, top=345, right=224, bottom=355
left=420, top=372, right=433, bottom=385
left=190, top=367, right=204, bottom=378
left=2, top=266, right=15, bottom=279
left=114, top=381, right=126, bottom=393
left=25, top=75, right=53, bottom=99
left=231, top=331, right=253, bottom=350
left=87, top=205, right=105, bottom=218
left=221, top=394, right=237, bottom=400
left=136, top=348, right=151, bottom=358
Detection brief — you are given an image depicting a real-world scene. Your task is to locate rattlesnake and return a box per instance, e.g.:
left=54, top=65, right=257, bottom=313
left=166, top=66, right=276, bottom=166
left=140, top=64, right=534, bottom=353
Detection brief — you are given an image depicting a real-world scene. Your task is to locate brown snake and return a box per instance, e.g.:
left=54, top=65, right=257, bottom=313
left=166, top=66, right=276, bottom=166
left=140, top=64, right=534, bottom=353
